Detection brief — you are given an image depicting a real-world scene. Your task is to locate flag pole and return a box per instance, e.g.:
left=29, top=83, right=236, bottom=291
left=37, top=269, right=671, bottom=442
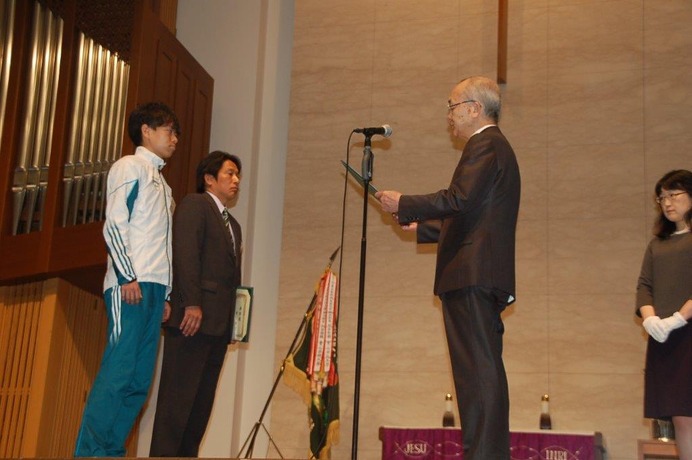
left=237, top=246, right=341, bottom=459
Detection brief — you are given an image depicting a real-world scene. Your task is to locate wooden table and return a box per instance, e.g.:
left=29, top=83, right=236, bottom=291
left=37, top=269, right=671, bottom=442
left=638, top=439, right=678, bottom=460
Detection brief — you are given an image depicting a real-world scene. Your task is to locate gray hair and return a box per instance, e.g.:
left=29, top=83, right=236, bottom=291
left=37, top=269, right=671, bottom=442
left=460, top=76, right=501, bottom=123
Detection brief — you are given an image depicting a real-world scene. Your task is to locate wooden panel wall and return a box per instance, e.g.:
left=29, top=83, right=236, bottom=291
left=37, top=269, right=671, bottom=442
left=128, top=1, right=213, bottom=204
left=148, top=0, right=177, bottom=35
left=0, top=281, right=42, bottom=458
left=0, top=278, right=114, bottom=457
left=29, top=279, right=107, bottom=456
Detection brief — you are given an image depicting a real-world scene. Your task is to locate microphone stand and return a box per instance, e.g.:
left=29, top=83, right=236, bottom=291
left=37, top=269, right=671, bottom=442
left=351, top=136, right=373, bottom=460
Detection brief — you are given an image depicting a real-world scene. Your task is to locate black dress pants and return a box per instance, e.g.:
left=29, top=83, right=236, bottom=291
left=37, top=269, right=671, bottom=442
left=149, top=329, right=227, bottom=457
left=441, top=286, right=510, bottom=460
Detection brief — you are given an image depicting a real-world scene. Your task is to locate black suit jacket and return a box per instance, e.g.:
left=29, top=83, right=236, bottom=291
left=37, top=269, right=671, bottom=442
left=398, top=126, right=520, bottom=300
left=167, top=192, right=242, bottom=339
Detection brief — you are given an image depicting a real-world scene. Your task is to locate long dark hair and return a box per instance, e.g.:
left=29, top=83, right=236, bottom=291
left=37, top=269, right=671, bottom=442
left=653, top=169, right=692, bottom=238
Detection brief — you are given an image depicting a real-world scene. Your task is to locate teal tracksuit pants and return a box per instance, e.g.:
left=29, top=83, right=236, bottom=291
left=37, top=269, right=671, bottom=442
left=74, top=282, right=166, bottom=457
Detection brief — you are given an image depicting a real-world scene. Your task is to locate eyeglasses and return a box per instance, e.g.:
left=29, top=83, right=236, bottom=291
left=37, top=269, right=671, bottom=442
left=447, top=99, right=477, bottom=112
left=157, top=126, right=179, bottom=137
left=656, top=191, right=687, bottom=204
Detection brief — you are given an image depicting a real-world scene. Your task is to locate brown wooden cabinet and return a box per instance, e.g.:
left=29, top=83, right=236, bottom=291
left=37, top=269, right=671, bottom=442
left=129, top=0, right=213, bottom=205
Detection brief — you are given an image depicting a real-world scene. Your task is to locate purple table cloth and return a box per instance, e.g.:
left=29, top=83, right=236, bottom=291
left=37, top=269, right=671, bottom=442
left=379, top=427, right=604, bottom=460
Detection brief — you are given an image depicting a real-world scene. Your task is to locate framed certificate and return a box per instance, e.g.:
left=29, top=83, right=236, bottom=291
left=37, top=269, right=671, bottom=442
left=232, top=286, right=253, bottom=342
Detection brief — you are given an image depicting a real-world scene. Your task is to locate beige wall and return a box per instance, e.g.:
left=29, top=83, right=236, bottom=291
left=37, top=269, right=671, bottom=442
left=271, top=1, right=692, bottom=459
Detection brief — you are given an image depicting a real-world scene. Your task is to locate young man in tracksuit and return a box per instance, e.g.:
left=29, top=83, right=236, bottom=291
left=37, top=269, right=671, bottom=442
left=74, top=102, right=180, bottom=457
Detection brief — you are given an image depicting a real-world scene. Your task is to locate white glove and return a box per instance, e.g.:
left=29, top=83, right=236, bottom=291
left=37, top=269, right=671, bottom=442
left=642, top=316, right=669, bottom=343
left=660, top=312, right=688, bottom=334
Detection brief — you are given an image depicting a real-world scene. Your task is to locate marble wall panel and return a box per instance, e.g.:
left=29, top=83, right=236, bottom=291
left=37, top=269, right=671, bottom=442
left=515, top=218, right=549, bottom=295
left=372, top=16, right=458, bottom=75
left=506, top=5, right=548, bottom=79
left=507, top=372, right=551, bottom=430
left=547, top=70, right=644, bottom=147
left=548, top=1, right=643, bottom=76
left=288, top=88, right=374, bottom=146
left=378, top=0, right=460, bottom=24
left=546, top=142, right=646, bottom=220
left=502, top=294, right=550, bottom=373
left=292, top=22, right=376, bottom=75
left=643, top=1, right=692, bottom=69
left=458, top=0, right=500, bottom=16
left=501, top=83, right=550, bottom=151
left=294, top=0, right=375, bottom=31
left=548, top=294, right=647, bottom=374
left=547, top=217, right=647, bottom=295
left=456, top=10, right=500, bottom=78
left=360, top=294, right=449, bottom=374
left=513, top=145, right=548, bottom=221
left=643, top=65, right=692, bottom=142
left=516, top=258, right=549, bottom=297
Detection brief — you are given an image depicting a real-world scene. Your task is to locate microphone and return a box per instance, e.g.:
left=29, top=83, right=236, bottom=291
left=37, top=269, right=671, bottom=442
left=353, top=125, right=392, bottom=138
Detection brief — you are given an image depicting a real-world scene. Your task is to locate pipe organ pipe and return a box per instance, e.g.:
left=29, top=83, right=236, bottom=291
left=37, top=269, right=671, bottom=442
left=12, top=3, right=61, bottom=235
left=33, top=6, right=52, bottom=169
left=16, top=2, right=42, bottom=171
left=11, top=4, right=63, bottom=235
left=0, top=0, right=16, bottom=145
left=114, top=63, right=128, bottom=160
left=98, top=58, right=123, bottom=218
left=38, top=11, right=62, bottom=232
left=92, top=52, right=116, bottom=221
left=19, top=5, right=47, bottom=235
left=98, top=61, right=129, bottom=218
left=89, top=48, right=112, bottom=223
left=63, top=34, right=129, bottom=228
left=10, top=3, right=42, bottom=235
left=69, top=38, right=96, bottom=226
left=79, top=43, right=106, bottom=224
left=62, top=33, right=87, bottom=226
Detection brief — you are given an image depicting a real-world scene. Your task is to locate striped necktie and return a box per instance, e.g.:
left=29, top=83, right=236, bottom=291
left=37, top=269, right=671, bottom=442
left=221, top=208, right=235, bottom=254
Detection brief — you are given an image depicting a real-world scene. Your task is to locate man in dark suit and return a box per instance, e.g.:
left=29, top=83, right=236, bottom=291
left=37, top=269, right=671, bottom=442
left=376, top=76, right=520, bottom=460
left=149, top=151, right=243, bottom=457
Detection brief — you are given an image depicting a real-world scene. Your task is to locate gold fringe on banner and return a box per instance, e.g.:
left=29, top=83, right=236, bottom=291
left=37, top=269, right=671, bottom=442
left=282, top=354, right=311, bottom=407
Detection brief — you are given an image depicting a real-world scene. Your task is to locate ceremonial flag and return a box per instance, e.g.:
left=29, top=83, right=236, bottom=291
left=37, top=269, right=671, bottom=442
left=284, top=268, right=340, bottom=459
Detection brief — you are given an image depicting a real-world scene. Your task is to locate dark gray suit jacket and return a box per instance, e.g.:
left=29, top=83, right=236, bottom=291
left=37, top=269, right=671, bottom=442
left=167, top=192, right=242, bottom=339
left=398, top=126, right=520, bottom=301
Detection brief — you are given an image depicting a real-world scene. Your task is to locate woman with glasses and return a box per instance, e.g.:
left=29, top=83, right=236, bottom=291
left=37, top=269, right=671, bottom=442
left=636, top=169, right=692, bottom=460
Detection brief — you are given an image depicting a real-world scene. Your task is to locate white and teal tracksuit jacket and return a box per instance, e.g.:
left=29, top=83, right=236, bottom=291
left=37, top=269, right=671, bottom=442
left=103, top=146, right=174, bottom=296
